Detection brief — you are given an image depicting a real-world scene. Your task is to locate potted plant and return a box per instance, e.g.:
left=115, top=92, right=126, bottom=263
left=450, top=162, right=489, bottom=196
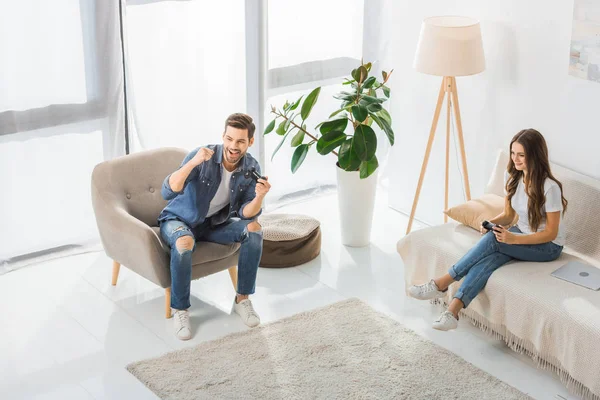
left=264, top=61, right=394, bottom=246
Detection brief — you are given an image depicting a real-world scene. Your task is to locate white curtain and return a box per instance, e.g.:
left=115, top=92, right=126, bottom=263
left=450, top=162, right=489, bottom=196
left=124, top=0, right=247, bottom=152
left=0, top=0, right=392, bottom=272
left=0, top=0, right=125, bottom=272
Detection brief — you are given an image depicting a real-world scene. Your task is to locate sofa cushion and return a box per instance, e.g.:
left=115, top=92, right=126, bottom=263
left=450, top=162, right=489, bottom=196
left=151, top=227, right=240, bottom=266
left=444, top=194, right=505, bottom=231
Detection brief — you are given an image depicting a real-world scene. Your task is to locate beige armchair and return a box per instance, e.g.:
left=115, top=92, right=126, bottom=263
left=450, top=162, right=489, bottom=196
left=91, top=147, right=240, bottom=318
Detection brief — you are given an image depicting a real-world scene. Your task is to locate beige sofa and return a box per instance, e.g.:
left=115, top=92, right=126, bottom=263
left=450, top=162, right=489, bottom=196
left=397, top=150, right=600, bottom=400
left=91, top=148, right=241, bottom=318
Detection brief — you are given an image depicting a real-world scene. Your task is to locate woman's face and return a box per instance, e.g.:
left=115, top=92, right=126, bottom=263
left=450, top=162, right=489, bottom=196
left=511, top=142, right=526, bottom=171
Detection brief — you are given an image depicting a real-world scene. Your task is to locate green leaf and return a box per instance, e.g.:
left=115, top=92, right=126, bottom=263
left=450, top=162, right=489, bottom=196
left=284, top=117, right=292, bottom=131
left=360, top=155, right=379, bottom=179
left=353, top=124, right=377, bottom=161
left=359, top=95, right=384, bottom=105
left=358, top=66, right=368, bottom=83
left=291, top=130, right=305, bottom=147
left=317, top=131, right=347, bottom=155
left=368, top=88, right=376, bottom=97
left=291, top=144, right=309, bottom=173
left=283, top=100, right=290, bottom=111
left=333, top=91, right=358, bottom=102
left=367, top=103, right=383, bottom=113
left=365, top=62, right=372, bottom=72
left=383, top=85, right=390, bottom=98
left=319, top=116, right=348, bottom=135
left=363, top=76, right=376, bottom=88
left=370, top=113, right=394, bottom=146
left=351, top=104, right=368, bottom=122
left=382, top=70, right=388, bottom=81
left=271, top=129, right=292, bottom=161
left=301, top=87, right=321, bottom=121
left=264, top=118, right=276, bottom=135
left=342, top=79, right=354, bottom=85
left=351, top=68, right=361, bottom=82
left=289, top=95, right=303, bottom=111
left=378, top=108, right=392, bottom=126
left=276, top=120, right=287, bottom=135
left=338, top=138, right=361, bottom=171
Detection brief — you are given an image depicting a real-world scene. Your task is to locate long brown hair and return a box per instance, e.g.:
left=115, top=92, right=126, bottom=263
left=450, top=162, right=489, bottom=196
left=505, top=129, right=568, bottom=231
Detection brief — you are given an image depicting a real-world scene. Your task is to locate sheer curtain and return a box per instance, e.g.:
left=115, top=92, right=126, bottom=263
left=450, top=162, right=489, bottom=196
left=0, top=0, right=125, bottom=273
left=124, top=0, right=247, bottom=153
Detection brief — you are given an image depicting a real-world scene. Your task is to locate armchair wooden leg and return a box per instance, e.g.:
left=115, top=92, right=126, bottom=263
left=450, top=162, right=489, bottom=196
left=111, top=261, right=121, bottom=286
left=228, top=266, right=238, bottom=293
left=165, top=288, right=172, bottom=319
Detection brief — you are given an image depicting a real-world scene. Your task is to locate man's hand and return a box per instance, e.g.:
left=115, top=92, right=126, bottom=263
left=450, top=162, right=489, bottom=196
left=493, top=225, right=516, bottom=244
left=191, top=147, right=214, bottom=166
left=255, top=177, right=271, bottom=197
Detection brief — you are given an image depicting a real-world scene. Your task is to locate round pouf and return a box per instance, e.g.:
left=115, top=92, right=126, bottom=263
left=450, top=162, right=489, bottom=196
left=257, top=214, right=321, bottom=268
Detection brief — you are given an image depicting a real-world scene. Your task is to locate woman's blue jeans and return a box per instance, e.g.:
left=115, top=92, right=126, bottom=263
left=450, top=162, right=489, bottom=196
left=159, top=218, right=263, bottom=310
left=449, top=226, right=563, bottom=308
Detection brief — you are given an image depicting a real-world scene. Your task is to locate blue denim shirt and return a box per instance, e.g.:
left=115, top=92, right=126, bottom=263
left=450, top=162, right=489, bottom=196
left=158, top=144, right=262, bottom=228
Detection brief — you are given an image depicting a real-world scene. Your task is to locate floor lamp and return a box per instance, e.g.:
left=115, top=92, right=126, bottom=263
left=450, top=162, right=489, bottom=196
left=406, top=16, right=485, bottom=234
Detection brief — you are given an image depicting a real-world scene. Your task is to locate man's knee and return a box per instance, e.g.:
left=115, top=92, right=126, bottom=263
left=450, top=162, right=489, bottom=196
left=247, top=221, right=262, bottom=233
left=175, top=235, right=194, bottom=254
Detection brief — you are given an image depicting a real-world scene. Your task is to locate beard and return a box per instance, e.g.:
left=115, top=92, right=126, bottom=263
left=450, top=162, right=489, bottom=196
left=224, top=147, right=244, bottom=164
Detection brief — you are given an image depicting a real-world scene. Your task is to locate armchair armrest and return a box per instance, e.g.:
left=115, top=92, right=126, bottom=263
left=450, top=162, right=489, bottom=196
left=92, top=183, right=171, bottom=287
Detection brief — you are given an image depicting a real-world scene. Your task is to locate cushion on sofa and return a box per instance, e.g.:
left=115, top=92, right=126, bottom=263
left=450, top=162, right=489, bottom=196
left=444, top=193, right=505, bottom=231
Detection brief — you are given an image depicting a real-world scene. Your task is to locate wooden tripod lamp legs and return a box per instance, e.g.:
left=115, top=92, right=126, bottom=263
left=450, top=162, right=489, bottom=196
left=406, top=76, right=471, bottom=235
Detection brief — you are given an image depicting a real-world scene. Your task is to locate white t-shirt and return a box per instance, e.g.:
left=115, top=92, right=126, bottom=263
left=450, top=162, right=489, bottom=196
left=207, top=167, right=233, bottom=217
left=504, top=171, right=565, bottom=246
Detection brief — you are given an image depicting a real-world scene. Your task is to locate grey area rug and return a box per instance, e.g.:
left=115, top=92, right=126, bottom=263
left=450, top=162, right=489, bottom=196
left=127, top=298, right=531, bottom=400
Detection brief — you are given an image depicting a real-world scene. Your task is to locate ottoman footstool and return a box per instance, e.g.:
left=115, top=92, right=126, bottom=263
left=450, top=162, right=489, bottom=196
left=257, top=214, right=321, bottom=268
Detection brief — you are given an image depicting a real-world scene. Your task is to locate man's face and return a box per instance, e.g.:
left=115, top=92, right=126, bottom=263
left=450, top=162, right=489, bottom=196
left=222, top=125, right=254, bottom=165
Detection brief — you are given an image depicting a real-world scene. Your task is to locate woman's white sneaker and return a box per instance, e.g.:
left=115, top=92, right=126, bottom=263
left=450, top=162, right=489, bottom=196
left=408, top=279, right=446, bottom=300
left=433, top=311, right=459, bottom=331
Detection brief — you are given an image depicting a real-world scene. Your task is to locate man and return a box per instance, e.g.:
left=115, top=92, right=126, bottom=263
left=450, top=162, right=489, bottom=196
left=158, top=113, right=270, bottom=340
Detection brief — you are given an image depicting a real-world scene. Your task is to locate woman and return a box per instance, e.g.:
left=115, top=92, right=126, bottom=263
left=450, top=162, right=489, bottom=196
left=408, top=129, right=568, bottom=331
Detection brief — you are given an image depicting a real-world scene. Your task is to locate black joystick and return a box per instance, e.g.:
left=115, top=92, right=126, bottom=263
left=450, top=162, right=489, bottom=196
left=481, top=220, right=497, bottom=231
left=245, top=167, right=265, bottom=182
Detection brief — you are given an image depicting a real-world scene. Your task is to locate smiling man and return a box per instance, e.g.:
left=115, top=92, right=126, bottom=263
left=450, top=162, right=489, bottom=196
left=157, top=113, right=271, bottom=340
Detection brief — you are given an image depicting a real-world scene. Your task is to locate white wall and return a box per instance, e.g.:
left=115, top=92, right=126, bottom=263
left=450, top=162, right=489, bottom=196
left=380, top=0, right=600, bottom=226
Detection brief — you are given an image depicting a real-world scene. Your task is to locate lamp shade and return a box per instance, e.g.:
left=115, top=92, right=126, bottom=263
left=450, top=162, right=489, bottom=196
left=413, top=16, right=485, bottom=77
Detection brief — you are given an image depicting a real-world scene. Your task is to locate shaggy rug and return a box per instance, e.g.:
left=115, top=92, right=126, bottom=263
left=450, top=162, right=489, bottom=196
left=127, top=298, right=530, bottom=400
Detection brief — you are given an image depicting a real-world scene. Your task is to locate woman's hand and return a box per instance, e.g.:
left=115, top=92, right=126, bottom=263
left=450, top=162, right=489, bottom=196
left=493, top=225, right=517, bottom=244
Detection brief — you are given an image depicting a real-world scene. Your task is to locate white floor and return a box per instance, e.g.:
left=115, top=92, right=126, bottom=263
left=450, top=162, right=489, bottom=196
left=0, top=192, right=580, bottom=400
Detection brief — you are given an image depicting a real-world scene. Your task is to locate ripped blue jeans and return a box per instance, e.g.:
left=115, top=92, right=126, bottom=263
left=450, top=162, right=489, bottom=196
left=159, top=218, right=263, bottom=310
left=449, top=226, right=563, bottom=308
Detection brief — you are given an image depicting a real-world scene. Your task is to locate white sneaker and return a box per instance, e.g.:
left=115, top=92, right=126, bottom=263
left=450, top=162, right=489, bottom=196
left=234, top=299, right=261, bottom=328
left=433, top=311, right=459, bottom=331
left=173, top=309, right=192, bottom=340
left=408, top=279, right=446, bottom=300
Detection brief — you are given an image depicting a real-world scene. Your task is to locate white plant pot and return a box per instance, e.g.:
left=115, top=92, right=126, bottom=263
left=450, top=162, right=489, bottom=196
left=336, top=166, right=378, bottom=247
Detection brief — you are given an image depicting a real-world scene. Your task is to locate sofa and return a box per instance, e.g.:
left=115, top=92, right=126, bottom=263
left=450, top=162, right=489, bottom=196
left=397, top=150, right=600, bottom=400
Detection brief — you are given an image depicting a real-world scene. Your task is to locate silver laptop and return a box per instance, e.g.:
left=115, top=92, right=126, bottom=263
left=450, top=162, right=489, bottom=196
left=551, top=261, right=600, bottom=290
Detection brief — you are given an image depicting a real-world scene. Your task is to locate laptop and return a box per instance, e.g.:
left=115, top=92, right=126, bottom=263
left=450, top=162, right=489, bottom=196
left=551, top=261, right=600, bottom=290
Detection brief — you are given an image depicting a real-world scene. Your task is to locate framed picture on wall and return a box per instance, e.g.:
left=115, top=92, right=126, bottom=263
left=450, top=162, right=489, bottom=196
left=569, top=0, right=600, bottom=83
